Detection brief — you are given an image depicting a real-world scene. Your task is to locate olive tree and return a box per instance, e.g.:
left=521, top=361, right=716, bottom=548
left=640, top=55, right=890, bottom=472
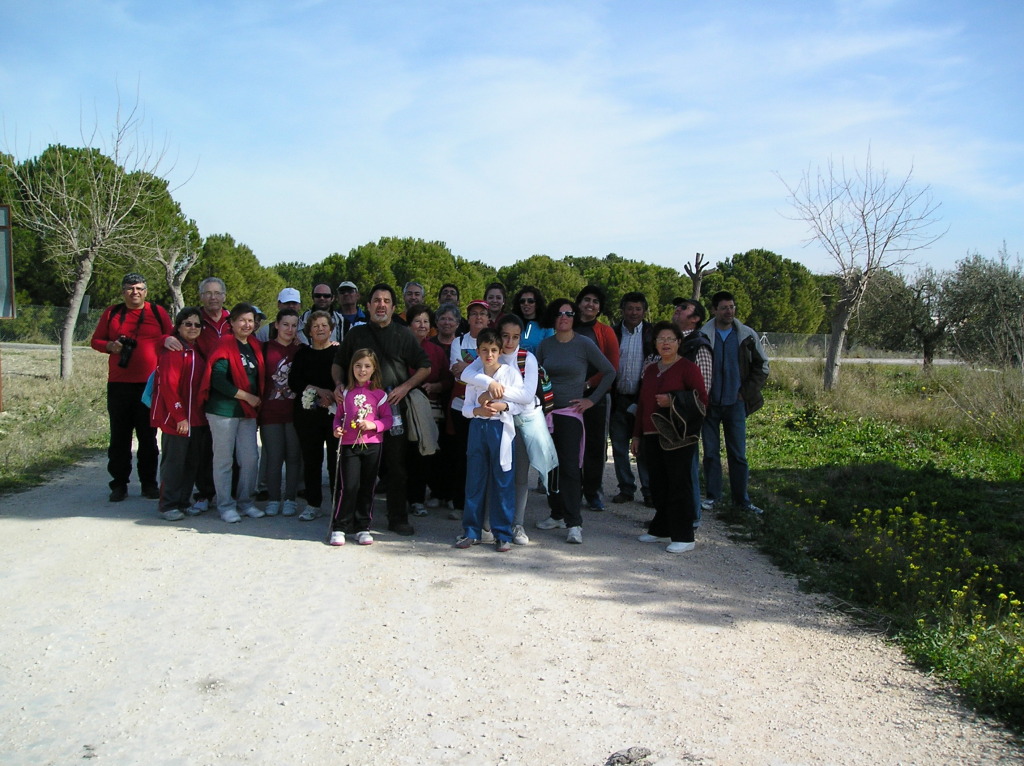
left=780, top=151, right=945, bottom=389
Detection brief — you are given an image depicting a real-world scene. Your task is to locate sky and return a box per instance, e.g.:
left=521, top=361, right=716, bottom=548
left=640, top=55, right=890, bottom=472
left=2, top=0, right=1022, bottom=276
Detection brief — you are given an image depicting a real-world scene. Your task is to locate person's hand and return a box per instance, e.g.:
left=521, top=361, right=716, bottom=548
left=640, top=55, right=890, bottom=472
left=387, top=384, right=411, bottom=405
left=487, top=381, right=504, bottom=400
left=333, top=384, right=346, bottom=404
left=333, top=426, right=344, bottom=438
left=451, top=361, right=468, bottom=378
left=570, top=397, right=594, bottom=413
left=361, top=419, right=377, bottom=432
left=241, top=392, right=261, bottom=408
left=630, top=437, right=640, bottom=457
left=316, top=388, right=334, bottom=407
left=163, top=336, right=183, bottom=352
left=107, top=339, right=124, bottom=354
left=176, top=420, right=189, bottom=435
left=655, top=393, right=671, bottom=408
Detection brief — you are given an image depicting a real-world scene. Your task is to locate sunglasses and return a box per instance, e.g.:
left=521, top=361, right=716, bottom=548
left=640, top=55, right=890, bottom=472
left=519, top=297, right=536, bottom=304
left=313, top=293, right=333, bottom=299
left=556, top=310, right=575, bottom=318
left=181, top=321, right=202, bottom=328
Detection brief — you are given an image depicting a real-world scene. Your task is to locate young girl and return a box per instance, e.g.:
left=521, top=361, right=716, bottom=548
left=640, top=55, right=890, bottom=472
left=455, top=329, right=526, bottom=552
left=329, top=349, right=393, bottom=546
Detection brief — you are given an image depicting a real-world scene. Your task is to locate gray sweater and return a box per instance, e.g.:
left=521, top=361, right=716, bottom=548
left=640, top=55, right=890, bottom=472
left=536, top=333, right=616, bottom=409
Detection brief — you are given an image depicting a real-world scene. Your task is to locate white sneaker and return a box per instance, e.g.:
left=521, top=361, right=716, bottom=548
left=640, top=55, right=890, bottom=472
left=638, top=533, right=670, bottom=543
left=356, top=531, right=373, bottom=545
left=161, top=509, right=185, bottom=522
left=700, top=498, right=715, bottom=511
left=242, top=506, right=265, bottom=519
left=480, top=529, right=495, bottom=543
left=329, top=531, right=346, bottom=546
left=425, top=498, right=441, bottom=509
left=410, top=502, right=428, bottom=517
left=264, top=501, right=280, bottom=516
left=536, top=516, right=567, bottom=530
left=221, top=509, right=241, bottom=523
left=187, top=499, right=209, bottom=516
left=281, top=500, right=298, bottom=517
left=666, top=541, right=696, bottom=554
left=512, top=525, right=530, bottom=545
left=566, top=526, right=583, bottom=544
left=298, top=506, right=321, bottom=522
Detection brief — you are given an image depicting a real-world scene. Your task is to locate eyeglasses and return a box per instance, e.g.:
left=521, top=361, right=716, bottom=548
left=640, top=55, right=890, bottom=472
left=519, top=297, right=536, bottom=304
left=201, top=291, right=224, bottom=297
left=181, top=321, right=202, bottom=328
left=656, top=336, right=679, bottom=344
left=468, top=311, right=489, bottom=318
left=313, top=293, right=333, bottom=299
left=556, top=310, right=575, bottom=318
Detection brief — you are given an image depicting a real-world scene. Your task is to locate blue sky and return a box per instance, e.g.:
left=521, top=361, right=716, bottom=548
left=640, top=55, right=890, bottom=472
left=2, top=0, right=1021, bottom=275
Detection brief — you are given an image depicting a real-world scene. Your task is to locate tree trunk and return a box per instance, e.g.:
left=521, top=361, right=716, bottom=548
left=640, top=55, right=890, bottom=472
left=823, top=299, right=854, bottom=391
left=59, top=255, right=97, bottom=380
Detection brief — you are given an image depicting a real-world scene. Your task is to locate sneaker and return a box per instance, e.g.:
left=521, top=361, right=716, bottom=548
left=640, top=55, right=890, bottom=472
left=666, top=541, right=696, bottom=554
left=586, top=495, right=605, bottom=512
left=356, top=531, right=373, bottom=545
left=242, top=506, right=265, bottom=519
left=512, top=525, right=530, bottom=545
left=495, top=539, right=512, bottom=552
left=566, top=526, right=583, bottom=544
left=447, top=505, right=461, bottom=521
left=425, top=498, right=441, bottom=509
left=109, top=486, right=127, bottom=503
left=536, top=516, right=567, bottom=530
left=410, top=502, right=428, bottom=517
left=187, top=498, right=209, bottom=515
left=220, top=509, right=241, bottom=523
left=329, top=530, right=346, bottom=546
left=264, top=501, right=280, bottom=516
left=281, top=500, right=298, bottom=517
left=141, top=483, right=161, bottom=500
left=161, top=509, right=185, bottom=522
left=700, top=498, right=715, bottom=511
left=454, top=536, right=478, bottom=549
left=638, top=533, right=670, bottom=543
left=611, top=492, right=634, bottom=503
left=480, top=529, right=495, bottom=543
left=389, top=522, right=415, bottom=536
left=744, top=503, right=765, bottom=515
left=298, top=506, right=322, bottom=522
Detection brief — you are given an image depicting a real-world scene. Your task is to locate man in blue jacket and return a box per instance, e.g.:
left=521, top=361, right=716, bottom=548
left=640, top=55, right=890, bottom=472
left=699, top=291, right=769, bottom=514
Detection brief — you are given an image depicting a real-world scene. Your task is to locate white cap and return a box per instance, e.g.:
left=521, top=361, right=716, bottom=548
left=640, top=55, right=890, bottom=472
left=278, top=287, right=301, bottom=304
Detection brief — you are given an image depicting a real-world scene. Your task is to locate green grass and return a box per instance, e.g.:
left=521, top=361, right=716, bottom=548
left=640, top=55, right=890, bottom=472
left=729, top=362, right=1024, bottom=731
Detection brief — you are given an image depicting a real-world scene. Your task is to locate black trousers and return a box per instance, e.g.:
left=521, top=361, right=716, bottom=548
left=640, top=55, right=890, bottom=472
left=644, top=435, right=697, bottom=543
left=333, top=443, right=382, bottom=532
left=581, top=394, right=609, bottom=501
left=546, top=414, right=584, bottom=528
left=106, top=381, right=158, bottom=490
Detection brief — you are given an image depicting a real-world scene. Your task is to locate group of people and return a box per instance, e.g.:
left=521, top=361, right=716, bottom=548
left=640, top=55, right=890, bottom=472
left=91, top=272, right=769, bottom=553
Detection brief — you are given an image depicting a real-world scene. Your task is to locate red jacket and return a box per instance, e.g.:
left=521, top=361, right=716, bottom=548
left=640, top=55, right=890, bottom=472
left=90, top=302, right=173, bottom=383
left=200, top=335, right=266, bottom=419
left=195, top=309, right=231, bottom=362
left=151, top=342, right=208, bottom=435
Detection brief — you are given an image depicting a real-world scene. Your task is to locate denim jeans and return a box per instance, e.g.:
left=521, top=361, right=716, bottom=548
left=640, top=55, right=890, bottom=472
left=701, top=401, right=750, bottom=507
left=609, top=393, right=649, bottom=498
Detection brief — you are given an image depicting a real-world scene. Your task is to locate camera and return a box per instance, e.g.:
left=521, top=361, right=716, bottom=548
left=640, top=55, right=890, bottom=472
left=117, top=336, right=138, bottom=368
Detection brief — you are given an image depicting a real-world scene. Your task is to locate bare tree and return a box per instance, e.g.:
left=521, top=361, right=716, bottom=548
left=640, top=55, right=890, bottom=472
left=779, top=150, right=946, bottom=389
left=1, top=100, right=171, bottom=378
left=684, top=252, right=716, bottom=300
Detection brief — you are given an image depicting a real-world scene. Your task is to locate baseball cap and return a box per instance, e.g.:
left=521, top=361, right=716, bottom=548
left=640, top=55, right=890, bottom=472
left=337, top=281, right=358, bottom=291
left=466, top=299, right=490, bottom=313
left=278, top=287, right=301, bottom=303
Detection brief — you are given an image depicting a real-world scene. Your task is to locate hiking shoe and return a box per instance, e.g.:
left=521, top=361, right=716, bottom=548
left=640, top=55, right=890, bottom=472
left=512, top=525, right=530, bottom=545
left=638, top=533, right=670, bottom=543
left=141, top=483, right=161, bottom=500
left=700, top=498, right=715, bottom=511
left=220, top=509, right=241, bottom=523
left=329, top=531, right=346, bottom=546
left=161, top=509, right=185, bottom=522
left=480, top=529, right=495, bottom=543
left=566, top=526, right=583, bottom=544
left=242, top=506, right=265, bottom=519
left=410, top=503, right=428, bottom=517
left=298, top=506, right=321, bottom=522
left=264, top=501, right=281, bottom=516
left=744, top=503, right=765, bottom=515
left=454, top=536, right=477, bottom=549
left=495, top=539, right=512, bottom=552
left=187, top=498, right=209, bottom=515
left=389, top=522, right=415, bottom=536
left=109, top=486, right=127, bottom=502
left=611, top=492, right=633, bottom=503
left=536, top=516, right=566, bottom=530
left=356, top=531, right=373, bottom=545
left=666, top=541, right=696, bottom=554
left=281, top=500, right=298, bottom=517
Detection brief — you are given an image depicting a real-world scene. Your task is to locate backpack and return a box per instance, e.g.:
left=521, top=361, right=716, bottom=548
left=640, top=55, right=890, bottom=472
left=517, top=349, right=554, bottom=415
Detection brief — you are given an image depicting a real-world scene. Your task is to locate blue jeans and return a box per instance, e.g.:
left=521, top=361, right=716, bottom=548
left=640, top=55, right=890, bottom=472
left=701, top=401, right=750, bottom=507
left=609, top=393, right=649, bottom=498
left=464, top=419, right=516, bottom=543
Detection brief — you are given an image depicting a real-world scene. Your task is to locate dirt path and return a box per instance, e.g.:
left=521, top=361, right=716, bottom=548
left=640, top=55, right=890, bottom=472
left=0, top=456, right=1018, bottom=765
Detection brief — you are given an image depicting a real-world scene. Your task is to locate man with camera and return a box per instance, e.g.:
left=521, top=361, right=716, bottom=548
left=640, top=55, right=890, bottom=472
left=91, top=273, right=173, bottom=502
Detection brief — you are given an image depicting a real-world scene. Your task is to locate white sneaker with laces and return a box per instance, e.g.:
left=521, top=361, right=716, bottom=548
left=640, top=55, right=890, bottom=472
left=356, top=531, right=373, bottom=545
left=242, top=506, right=265, bottom=519
left=666, top=541, right=696, bottom=554
left=566, top=526, right=583, bottom=544
left=298, top=505, right=321, bottom=522
left=220, top=509, right=241, bottom=523
left=188, top=499, right=209, bottom=516
left=512, top=525, right=530, bottom=545
left=480, top=529, right=495, bottom=543
left=329, top=531, right=346, bottom=546
left=536, top=516, right=567, bottom=530
left=700, top=498, right=715, bottom=511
